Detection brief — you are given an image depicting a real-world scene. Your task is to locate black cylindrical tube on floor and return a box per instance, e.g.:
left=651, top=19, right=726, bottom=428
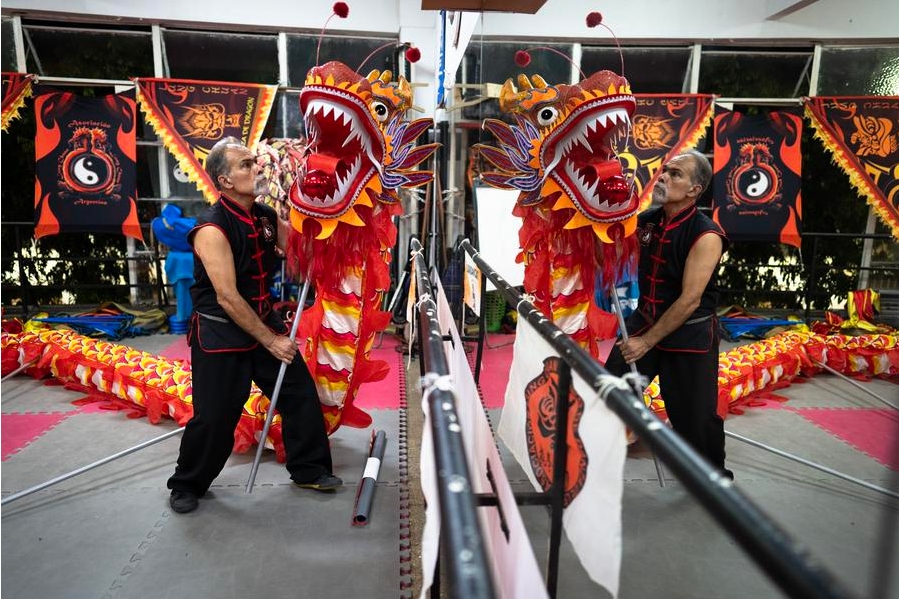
left=352, top=429, right=387, bottom=526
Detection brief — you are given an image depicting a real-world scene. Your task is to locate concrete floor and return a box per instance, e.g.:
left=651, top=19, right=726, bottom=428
left=2, top=333, right=898, bottom=598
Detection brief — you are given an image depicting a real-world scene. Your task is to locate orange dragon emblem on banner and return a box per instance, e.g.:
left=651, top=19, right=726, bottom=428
left=524, top=356, right=588, bottom=507
left=177, top=103, right=242, bottom=140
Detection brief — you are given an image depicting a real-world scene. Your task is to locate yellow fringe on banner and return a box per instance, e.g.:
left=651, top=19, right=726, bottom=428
left=134, top=81, right=278, bottom=204
left=1, top=75, right=33, bottom=132
left=804, top=101, right=899, bottom=240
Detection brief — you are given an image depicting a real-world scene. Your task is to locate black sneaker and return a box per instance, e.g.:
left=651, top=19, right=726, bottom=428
left=169, top=490, right=199, bottom=513
left=294, top=473, right=343, bottom=492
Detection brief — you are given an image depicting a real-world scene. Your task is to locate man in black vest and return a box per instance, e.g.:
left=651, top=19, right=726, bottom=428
left=167, top=137, right=341, bottom=514
left=605, top=150, right=732, bottom=479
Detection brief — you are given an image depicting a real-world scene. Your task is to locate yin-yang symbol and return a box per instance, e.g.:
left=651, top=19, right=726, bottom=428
left=66, top=152, right=113, bottom=192
left=173, top=164, right=190, bottom=183
left=737, top=168, right=770, bottom=199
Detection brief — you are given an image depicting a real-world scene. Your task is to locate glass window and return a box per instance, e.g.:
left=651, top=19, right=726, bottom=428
left=163, top=29, right=278, bottom=83
left=286, top=35, right=397, bottom=86
left=467, top=41, right=573, bottom=86
left=2, top=18, right=17, bottom=71
left=23, top=25, right=153, bottom=78
left=581, top=46, right=692, bottom=93
left=461, top=41, right=573, bottom=123
left=261, top=91, right=304, bottom=140
left=699, top=48, right=813, bottom=97
left=817, top=46, right=899, bottom=95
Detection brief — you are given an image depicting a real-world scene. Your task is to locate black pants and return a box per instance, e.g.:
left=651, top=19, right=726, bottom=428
left=605, top=342, right=726, bottom=470
left=167, top=342, right=332, bottom=496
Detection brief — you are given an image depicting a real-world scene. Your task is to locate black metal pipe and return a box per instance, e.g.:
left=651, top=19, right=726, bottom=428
left=545, top=360, right=571, bottom=598
left=460, top=239, right=854, bottom=599
left=411, top=238, right=496, bottom=599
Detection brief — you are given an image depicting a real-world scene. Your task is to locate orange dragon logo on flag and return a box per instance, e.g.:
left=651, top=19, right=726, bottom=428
left=524, top=357, right=588, bottom=507
left=177, top=103, right=243, bottom=139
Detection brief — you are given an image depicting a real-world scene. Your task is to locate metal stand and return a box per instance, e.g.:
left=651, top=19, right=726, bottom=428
left=812, top=359, right=898, bottom=412
left=0, top=358, right=39, bottom=383
left=2, top=426, right=185, bottom=506
left=725, top=430, right=899, bottom=500
left=373, top=270, right=407, bottom=349
left=609, top=291, right=666, bottom=487
left=245, top=267, right=313, bottom=494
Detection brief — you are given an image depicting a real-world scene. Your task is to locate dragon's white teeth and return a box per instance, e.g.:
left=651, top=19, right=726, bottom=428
left=578, top=132, right=592, bottom=151
left=342, top=130, right=359, bottom=148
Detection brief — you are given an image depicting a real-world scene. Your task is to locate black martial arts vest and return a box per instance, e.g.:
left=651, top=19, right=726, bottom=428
left=628, top=204, right=728, bottom=351
left=187, top=195, right=284, bottom=351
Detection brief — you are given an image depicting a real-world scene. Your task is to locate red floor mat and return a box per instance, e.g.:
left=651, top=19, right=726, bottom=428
left=2, top=412, right=69, bottom=460
left=355, top=336, right=403, bottom=409
left=473, top=335, right=615, bottom=409
left=794, top=407, right=899, bottom=471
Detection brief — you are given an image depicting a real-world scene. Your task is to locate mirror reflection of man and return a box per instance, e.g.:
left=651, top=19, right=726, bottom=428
left=604, top=150, right=732, bottom=479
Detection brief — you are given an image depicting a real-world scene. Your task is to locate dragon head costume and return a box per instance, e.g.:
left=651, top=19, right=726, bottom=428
left=258, top=58, right=437, bottom=434
left=477, top=68, right=639, bottom=356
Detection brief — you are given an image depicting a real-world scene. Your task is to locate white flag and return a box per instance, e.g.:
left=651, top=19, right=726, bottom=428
left=498, top=317, right=627, bottom=597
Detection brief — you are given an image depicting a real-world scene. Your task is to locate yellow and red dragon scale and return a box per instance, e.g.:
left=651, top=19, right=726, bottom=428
left=0, top=325, right=293, bottom=461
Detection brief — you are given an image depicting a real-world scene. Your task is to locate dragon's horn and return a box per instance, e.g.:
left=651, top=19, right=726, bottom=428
left=516, top=74, right=533, bottom=90
left=366, top=69, right=381, bottom=82
left=500, top=78, right=526, bottom=113
left=379, top=70, right=393, bottom=83
left=396, top=76, right=411, bottom=103
left=531, top=74, right=549, bottom=88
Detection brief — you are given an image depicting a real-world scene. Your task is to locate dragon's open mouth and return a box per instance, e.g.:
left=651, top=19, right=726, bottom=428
left=289, top=88, right=383, bottom=218
left=543, top=98, right=637, bottom=223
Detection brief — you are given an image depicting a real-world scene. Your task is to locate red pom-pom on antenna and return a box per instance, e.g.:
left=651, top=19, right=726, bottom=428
left=514, top=50, right=531, bottom=67
left=405, top=46, right=421, bottom=63
left=586, top=11, right=603, bottom=27
left=333, top=2, right=349, bottom=18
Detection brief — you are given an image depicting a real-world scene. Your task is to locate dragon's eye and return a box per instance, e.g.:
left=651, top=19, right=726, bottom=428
left=536, top=105, right=559, bottom=127
left=371, top=101, right=390, bottom=122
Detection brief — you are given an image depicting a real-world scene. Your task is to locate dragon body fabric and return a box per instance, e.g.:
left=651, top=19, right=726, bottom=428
left=477, top=70, right=640, bottom=357
left=258, top=62, right=437, bottom=434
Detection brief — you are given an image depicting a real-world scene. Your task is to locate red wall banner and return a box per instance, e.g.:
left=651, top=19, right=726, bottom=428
left=712, top=109, right=803, bottom=248
left=135, top=78, right=277, bottom=203
left=804, top=96, right=899, bottom=240
left=33, top=90, right=142, bottom=242
left=619, top=94, right=716, bottom=210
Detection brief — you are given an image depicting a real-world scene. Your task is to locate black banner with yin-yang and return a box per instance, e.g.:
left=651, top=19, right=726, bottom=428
left=33, top=89, right=143, bottom=242
left=711, top=109, right=803, bottom=248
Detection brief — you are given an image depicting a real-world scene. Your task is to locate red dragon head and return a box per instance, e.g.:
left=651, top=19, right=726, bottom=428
left=477, top=69, right=638, bottom=244
left=282, top=60, right=438, bottom=240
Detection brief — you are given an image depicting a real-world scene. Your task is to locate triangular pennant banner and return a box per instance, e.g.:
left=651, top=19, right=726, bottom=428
left=620, top=94, right=715, bottom=210
left=804, top=96, right=899, bottom=240
left=33, top=89, right=143, bottom=242
left=2, top=72, right=34, bottom=131
left=135, top=78, right=277, bottom=203
left=711, top=109, right=803, bottom=248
